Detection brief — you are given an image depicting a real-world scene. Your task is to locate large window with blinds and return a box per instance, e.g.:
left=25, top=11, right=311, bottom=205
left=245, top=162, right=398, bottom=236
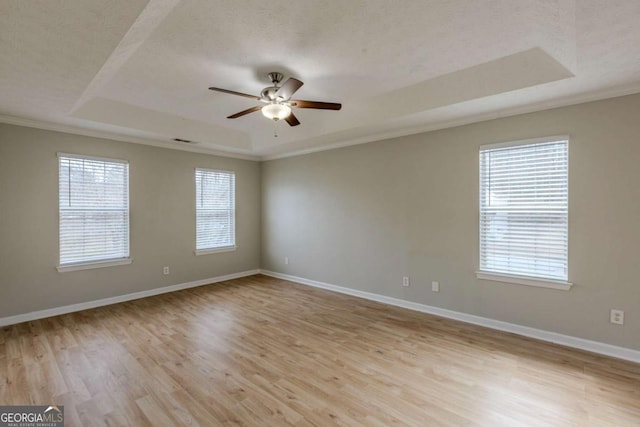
left=58, top=154, right=130, bottom=270
left=479, top=138, right=568, bottom=283
left=195, top=168, right=235, bottom=254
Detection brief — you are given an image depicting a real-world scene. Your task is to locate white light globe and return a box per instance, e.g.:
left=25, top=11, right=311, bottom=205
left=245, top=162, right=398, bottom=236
left=261, top=103, right=291, bottom=120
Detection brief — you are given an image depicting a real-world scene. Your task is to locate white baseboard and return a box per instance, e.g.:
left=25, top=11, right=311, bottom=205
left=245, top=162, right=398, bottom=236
left=0, top=269, right=260, bottom=327
left=260, top=270, right=640, bottom=364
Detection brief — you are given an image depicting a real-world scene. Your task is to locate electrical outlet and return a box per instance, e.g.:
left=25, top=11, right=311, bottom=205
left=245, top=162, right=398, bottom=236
left=284, top=256, right=289, bottom=265
left=402, top=276, right=410, bottom=287
left=431, top=281, right=440, bottom=292
left=610, top=309, right=624, bottom=325
left=163, top=266, right=170, bottom=275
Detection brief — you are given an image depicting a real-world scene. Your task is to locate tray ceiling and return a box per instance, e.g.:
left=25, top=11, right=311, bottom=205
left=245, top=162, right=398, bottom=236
left=1, top=0, right=640, bottom=159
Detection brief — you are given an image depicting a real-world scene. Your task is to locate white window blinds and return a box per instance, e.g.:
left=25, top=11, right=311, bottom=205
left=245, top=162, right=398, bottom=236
left=479, top=139, right=568, bottom=281
left=58, top=154, right=130, bottom=266
left=195, top=169, right=235, bottom=251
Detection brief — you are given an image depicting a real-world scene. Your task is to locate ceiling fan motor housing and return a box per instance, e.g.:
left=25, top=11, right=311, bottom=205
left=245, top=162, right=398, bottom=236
left=260, top=86, right=281, bottom=102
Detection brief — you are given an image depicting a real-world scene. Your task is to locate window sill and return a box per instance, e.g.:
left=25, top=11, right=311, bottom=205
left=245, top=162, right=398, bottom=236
left=476, top=271, right=573, bottom=291
left=194, top=246, right=236, bottom=256
left=57, top=257, right=132, bottom=273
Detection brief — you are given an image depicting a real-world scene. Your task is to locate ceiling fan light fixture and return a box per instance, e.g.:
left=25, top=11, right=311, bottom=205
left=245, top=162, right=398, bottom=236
left=261, top=103, right=291, bottom=121
left=209, top=73, right=341, bottom=129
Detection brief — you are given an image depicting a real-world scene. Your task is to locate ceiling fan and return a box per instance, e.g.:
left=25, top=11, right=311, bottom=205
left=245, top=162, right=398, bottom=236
left=208, top=72, right=341, bottom=127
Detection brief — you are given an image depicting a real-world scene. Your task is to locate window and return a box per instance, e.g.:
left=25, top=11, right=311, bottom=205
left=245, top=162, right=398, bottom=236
left=478, top=137, right=569, bottom=287
left=195, top=168, right=235, bottom=254
left=58, top=154, right=130, bottom=271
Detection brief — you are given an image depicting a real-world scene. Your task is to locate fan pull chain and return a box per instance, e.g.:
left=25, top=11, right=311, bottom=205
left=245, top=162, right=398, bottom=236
left=273, top=119, right=278, bottom=138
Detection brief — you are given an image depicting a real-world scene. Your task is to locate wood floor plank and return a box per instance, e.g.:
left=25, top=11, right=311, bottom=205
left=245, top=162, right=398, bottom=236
left=135, top=394, right=177, bottom=426
left=53, top=347, right=93, bottom=402
left=1, top=274, right=639, bottom=426
left=5, top=357, right=30, bottom=405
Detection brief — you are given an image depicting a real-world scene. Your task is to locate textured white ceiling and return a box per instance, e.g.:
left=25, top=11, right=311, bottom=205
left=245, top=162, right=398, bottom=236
left=1, top=0, right=640, bottom=159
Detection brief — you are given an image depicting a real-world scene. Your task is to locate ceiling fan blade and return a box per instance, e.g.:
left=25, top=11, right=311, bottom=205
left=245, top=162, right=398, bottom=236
left=209, top=87, right=261, bottom=100
left=275, top=78, right=303, bottom=100
left=285, top=112, right=301, bottom=127
left=291, top=100, right=342, bottom=110
left=227, top=105, right=262, bottom=119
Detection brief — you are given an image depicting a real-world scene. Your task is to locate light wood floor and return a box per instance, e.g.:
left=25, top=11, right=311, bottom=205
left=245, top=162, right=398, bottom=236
left=1, top=275, right=639, bottom=426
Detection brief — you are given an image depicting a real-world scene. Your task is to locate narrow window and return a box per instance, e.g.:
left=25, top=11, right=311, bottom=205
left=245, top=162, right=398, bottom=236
left=195, top=168, right=236, bottom=253
left=58, top=154, right=130, bottom=268
left=479, top=138, right=568, bottom=282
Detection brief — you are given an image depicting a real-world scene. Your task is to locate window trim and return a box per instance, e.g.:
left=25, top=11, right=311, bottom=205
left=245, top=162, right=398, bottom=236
left=476, top=271, right=572, bottom=291
left=57, top=152, right=130, bottom=269
left=478, top=135, right=571, bottom=290
left=479, top=135, right=570, bottom=151
left=57, top=152, right=129, bottom=164
left=56, top=257, right=132, bottom=273
left=194, top=246, right=237, bottom=256
left=194, top=167, right=236, bottom=253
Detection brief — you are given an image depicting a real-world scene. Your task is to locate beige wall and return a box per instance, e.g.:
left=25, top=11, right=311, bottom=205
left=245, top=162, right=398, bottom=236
left=2, top=93, right=639, bottom=350
left=261, top=93, right=640, bottom=350
left=0, top=124, right=261, bottom=317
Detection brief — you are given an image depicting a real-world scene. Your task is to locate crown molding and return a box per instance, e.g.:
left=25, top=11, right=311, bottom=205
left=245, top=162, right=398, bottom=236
left=3, top=82, right=640, bottom=163
left=260, top=83, right=640, bottom=161
left=0, top=114, right=260, bottom=161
